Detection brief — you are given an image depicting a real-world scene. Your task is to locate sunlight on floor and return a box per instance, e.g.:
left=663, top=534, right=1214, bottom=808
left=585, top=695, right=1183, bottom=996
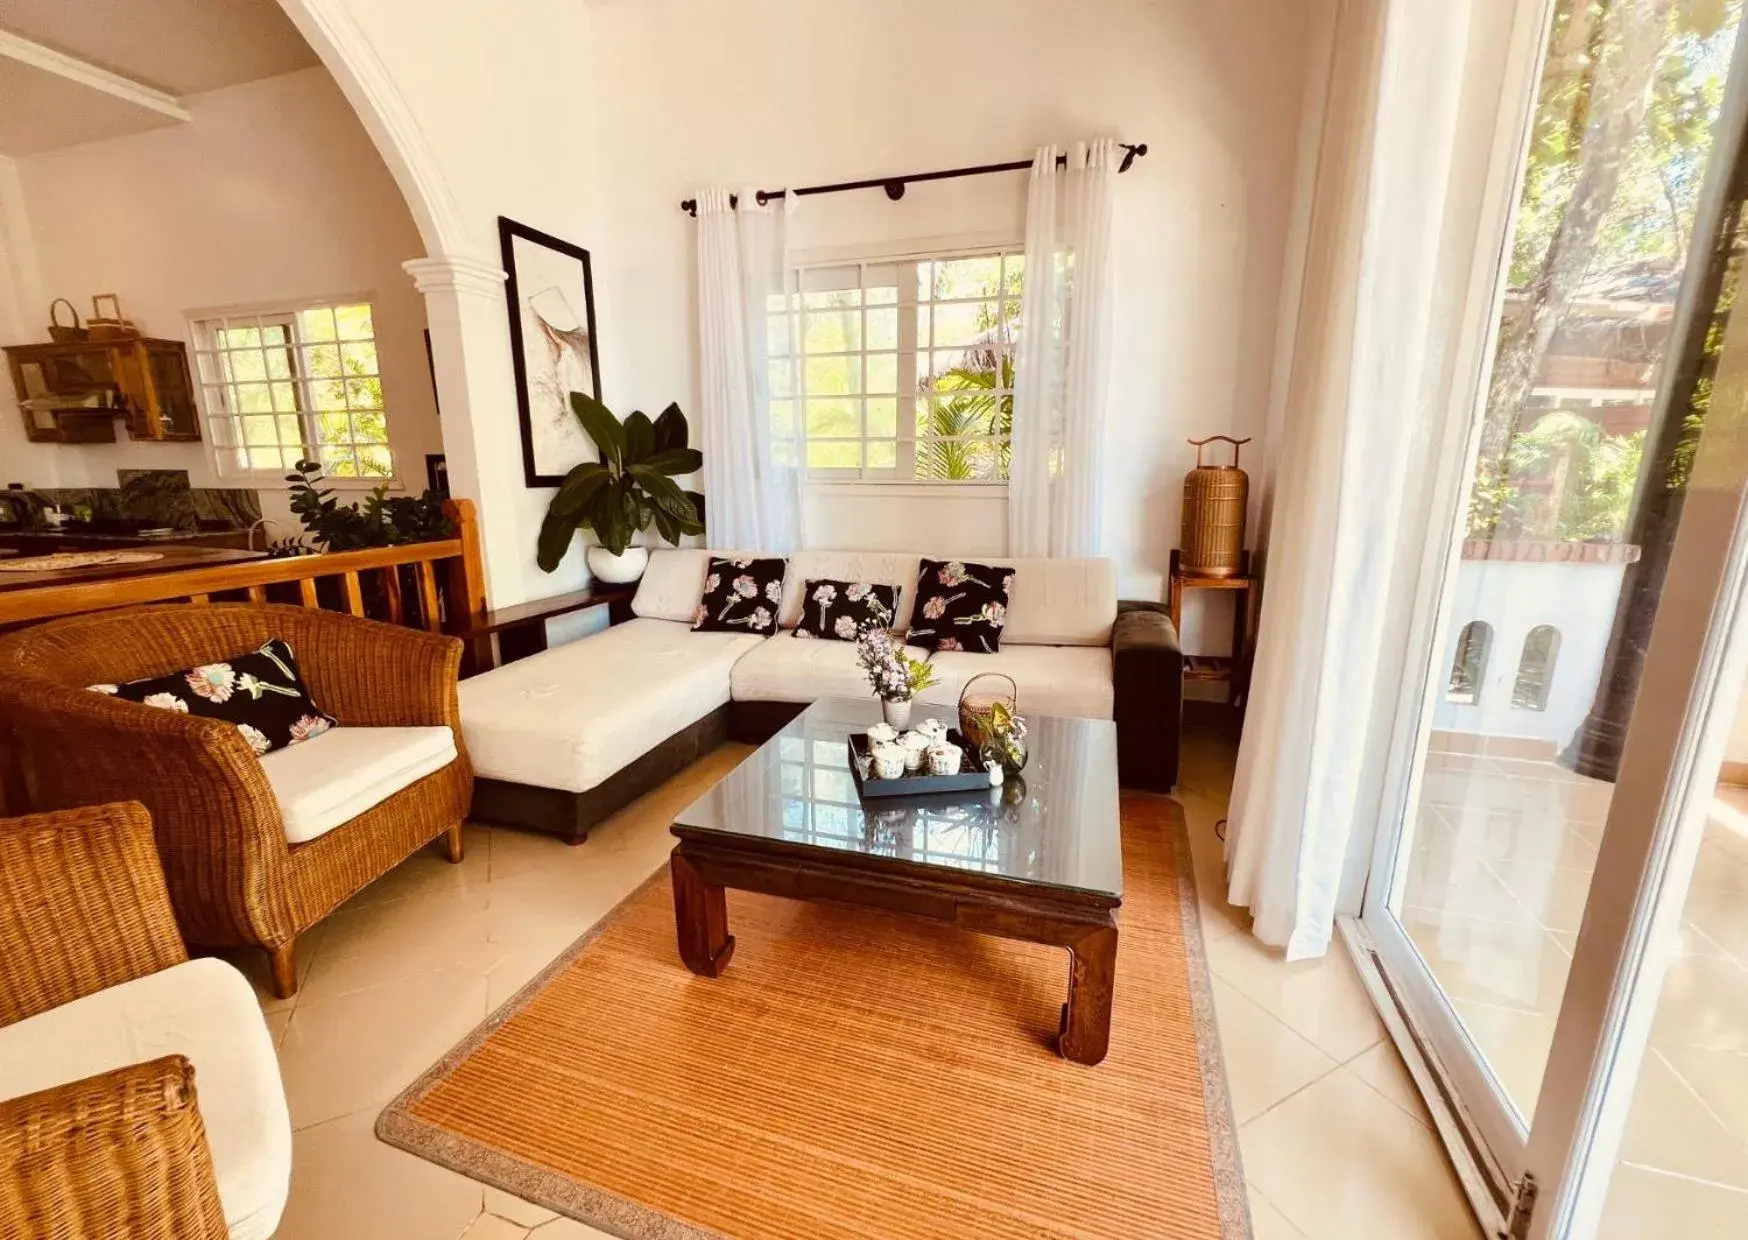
left=1399, top=744, right=1748, bottom=1236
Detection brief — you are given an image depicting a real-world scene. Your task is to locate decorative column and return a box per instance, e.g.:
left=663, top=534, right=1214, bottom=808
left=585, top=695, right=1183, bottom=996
left=402, top=253, right=521, bottom=606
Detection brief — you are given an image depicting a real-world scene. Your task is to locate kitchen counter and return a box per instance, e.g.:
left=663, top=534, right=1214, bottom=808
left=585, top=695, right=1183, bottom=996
left=0, top=544, right=267, bottom=593
left=0, top=528, right=262, bottom=554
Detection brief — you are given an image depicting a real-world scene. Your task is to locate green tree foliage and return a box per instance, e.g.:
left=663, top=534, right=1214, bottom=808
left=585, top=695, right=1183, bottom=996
left=1475, top=411, right=1646, bottom=539
left=918, top=349, right=1014, bottom=481
left=1469, top=0, right=1741, bottom=538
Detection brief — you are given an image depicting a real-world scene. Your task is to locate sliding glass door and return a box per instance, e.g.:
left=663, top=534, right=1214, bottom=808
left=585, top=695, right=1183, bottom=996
left=1354, top=1, right=1748, bottom=1235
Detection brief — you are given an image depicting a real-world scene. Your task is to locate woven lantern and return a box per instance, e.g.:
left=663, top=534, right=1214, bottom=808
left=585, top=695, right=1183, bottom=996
left=1179, top=435, right=1250, bottom=578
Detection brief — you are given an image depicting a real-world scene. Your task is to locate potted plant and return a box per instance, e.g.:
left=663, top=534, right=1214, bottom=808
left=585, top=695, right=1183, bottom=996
left=536, top=392, right=704, bottom=581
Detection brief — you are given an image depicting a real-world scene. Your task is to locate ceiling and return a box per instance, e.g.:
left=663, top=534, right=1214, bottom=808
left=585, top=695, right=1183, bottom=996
left=0, top=58, right=185, bottom=155
left=0, top=0, right=319, bottom=155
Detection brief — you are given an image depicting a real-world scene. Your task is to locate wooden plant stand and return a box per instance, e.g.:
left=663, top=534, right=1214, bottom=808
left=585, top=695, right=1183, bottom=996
left=1168, top=548, right=1259, bottom=711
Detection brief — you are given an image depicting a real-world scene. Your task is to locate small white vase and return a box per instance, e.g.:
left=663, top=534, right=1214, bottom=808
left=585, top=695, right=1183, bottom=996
left=881, top=698, right=912, bottom=729
left=586, top=545, right=649, bottom=584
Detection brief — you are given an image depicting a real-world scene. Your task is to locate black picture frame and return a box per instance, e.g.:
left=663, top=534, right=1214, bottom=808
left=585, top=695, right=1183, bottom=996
left=425, top=453, right=449, bottom=498
left=499, top=215, right=604, bottom=487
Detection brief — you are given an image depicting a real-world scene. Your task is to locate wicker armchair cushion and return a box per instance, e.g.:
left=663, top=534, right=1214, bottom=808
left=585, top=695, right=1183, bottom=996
left=0, top=957, right=291, bottom=1240
left=260, top=725, right=458, bottom=844
left=87, top=637, right=337, bottom=754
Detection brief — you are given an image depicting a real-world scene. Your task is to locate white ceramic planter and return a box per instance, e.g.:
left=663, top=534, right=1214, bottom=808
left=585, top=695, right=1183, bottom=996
left=586, top=545, right=650, bottom=584
left=881, top=698, right=913, bottom=729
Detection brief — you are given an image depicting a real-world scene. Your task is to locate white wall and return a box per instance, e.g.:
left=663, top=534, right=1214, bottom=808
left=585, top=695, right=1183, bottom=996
left=587, top=0, right=1314, bottom=605
left=1724, top=687, right=1748, bottom=765
left=280, top=0, right=606, bottom=606
left=0, top=67, right=439, bottom=531
left=1433, top=560, right=1628, bottom=746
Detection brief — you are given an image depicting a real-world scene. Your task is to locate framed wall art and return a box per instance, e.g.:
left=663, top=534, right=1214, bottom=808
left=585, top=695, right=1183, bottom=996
left=499, top=216, right=604, bottom=486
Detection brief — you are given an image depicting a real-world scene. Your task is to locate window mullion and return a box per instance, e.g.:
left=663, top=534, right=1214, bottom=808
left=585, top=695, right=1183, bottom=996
left=285, top=314, right=321, bottom=467
left=858, top=261, right=869, bottom=481
left=797, top=270, right=812, bottom=476
left=898, top=262, right=919, bottom=481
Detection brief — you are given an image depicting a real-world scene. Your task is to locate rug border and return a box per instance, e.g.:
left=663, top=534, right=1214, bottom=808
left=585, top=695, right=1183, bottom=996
left=376, top=864, right=719, bottom=1240
left=1168, top=804, right=1254, bottom=1240
left=377, top=795, right=1252, bottom=1240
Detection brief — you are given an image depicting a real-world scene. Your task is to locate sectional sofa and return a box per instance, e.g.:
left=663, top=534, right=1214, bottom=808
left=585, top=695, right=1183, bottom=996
left=458, top=549, right=1183, bottom=842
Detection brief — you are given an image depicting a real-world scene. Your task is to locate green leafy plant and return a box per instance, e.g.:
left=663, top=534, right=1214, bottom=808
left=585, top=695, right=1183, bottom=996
left=919, top=348, right=1014, bottom=481
left=281, top=459, right=454, bottom=552
left=537, top=392, right=704, bottom=572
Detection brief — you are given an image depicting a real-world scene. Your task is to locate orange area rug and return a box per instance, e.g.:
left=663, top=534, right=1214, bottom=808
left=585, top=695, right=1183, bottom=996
left=378, top=791, right=1247, bottom=1238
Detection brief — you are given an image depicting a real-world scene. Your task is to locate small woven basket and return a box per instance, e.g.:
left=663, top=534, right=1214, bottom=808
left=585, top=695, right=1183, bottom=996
left=957, top=672, right=1019, bottom=750
left=47, top=298, right=87, bottom=343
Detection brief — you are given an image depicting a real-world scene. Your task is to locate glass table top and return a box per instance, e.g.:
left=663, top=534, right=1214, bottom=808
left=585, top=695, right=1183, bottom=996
left=674, top=698, right=1123, bottom=900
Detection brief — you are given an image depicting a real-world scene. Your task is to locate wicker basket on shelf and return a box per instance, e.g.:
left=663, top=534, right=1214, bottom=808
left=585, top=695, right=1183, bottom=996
left=46, top=299, right=87, bottom=343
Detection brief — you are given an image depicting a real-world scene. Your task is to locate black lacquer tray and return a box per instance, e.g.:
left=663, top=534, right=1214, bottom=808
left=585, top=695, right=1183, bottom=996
left=846, top=729, right=992, bottom=798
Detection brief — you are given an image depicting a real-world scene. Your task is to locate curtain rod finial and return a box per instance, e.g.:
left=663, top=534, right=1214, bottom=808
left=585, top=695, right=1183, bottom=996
left=1119, top=143, right=1147, bottom=174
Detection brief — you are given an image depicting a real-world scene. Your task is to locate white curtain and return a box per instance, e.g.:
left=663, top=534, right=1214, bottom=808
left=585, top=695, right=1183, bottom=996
left=1226, top=0, right=1526, bottom=959
left=695, top=187, right=804, bottom=551
left=1009, top=139, right=1120, bottom=558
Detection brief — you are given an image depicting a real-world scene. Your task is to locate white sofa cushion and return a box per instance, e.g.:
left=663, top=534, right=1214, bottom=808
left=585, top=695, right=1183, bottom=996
left=631, top=548, right=780, bottom=623
left=459, top=618, right=763, bottom=793
left=731, top=631, right=932, bottom=703
left=630, top=548, right=715, bottom=623
left=259, top=726, right=458, bottom=845
left=0, top=958, right=292, bottom=1240
left=1000, top=557, right=1118, bottom=647
left=917, top=645, right=1115, bottom=720
left=776, top=551, right=923, bottom=632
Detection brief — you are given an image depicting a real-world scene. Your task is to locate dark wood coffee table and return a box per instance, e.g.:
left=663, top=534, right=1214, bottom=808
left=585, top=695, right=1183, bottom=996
left=668, top=697, right=1124, bottom=1065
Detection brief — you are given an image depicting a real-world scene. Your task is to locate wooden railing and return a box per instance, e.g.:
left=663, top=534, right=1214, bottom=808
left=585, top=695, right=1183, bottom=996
left=0, top=499, right=487, bottom=641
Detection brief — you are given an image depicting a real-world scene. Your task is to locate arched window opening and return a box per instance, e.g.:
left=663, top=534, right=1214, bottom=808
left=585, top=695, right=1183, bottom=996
left=1512, top=625, right=1562, bottom=712
left=1447, top=621, right=1492, bottom=705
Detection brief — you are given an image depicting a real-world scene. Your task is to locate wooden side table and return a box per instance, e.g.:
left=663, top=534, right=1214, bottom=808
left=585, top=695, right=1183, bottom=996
left=1168, top=549, right=1259, bottom=710
left=456, top=581, right=637, bottom=674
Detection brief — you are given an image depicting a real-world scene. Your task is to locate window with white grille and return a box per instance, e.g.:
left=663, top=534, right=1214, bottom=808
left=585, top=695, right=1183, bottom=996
left=191, top=300, right=393, bottom=480
left=769, top=249, right=1023, bottom=482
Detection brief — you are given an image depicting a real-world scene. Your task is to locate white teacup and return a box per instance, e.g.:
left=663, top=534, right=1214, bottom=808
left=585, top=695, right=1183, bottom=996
left=898, top=731, right=929, bottom=769
left=926, top=742, right=963, bottom=776
left=871, top=742, right=907, bottom=780
left=866, top=721, right=898, bottom=744
left=914, top=717, right=949, bottom=743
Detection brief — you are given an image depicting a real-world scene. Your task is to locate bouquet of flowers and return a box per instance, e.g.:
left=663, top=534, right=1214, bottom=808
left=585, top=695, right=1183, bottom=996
left=855, top=625, right=936, bottom=703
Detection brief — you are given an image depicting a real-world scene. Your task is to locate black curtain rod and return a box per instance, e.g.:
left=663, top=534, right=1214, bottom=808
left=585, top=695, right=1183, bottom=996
left=680, top=142, right=1147, bottom=217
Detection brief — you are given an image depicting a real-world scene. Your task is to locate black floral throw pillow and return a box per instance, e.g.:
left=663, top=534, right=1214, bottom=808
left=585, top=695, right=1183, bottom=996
left=87, top=637, right=337, bottom=756
left=908, top=559, right=1014, bottom=653
left=692, top=556, right=787, bottom=635
left=794, top=579, right=899, bottom=642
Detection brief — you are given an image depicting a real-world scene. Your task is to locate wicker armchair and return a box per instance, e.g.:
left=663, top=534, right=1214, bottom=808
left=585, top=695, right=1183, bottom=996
left=0, top=803, right=232, bottom=1239
left=0, top=603, right=474, bottom=997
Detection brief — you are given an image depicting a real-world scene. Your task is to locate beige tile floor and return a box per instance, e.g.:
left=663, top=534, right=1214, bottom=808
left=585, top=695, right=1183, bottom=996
left=1401, top=747, right=1748, bottom=1234
left=238, top=728, right=1480, bottom=1240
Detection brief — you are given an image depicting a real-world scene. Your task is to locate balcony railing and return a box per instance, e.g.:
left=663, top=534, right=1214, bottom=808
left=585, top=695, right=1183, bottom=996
left=0, top=499, right=487, bottom=645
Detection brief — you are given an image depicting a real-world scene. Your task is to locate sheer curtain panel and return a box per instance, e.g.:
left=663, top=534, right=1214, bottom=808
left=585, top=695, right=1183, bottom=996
left=1226, top=0, right=1521, bottom=958
left=695, top=188, right=803, bottom=552
left=1009, top=139, right=1120, bottom=558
